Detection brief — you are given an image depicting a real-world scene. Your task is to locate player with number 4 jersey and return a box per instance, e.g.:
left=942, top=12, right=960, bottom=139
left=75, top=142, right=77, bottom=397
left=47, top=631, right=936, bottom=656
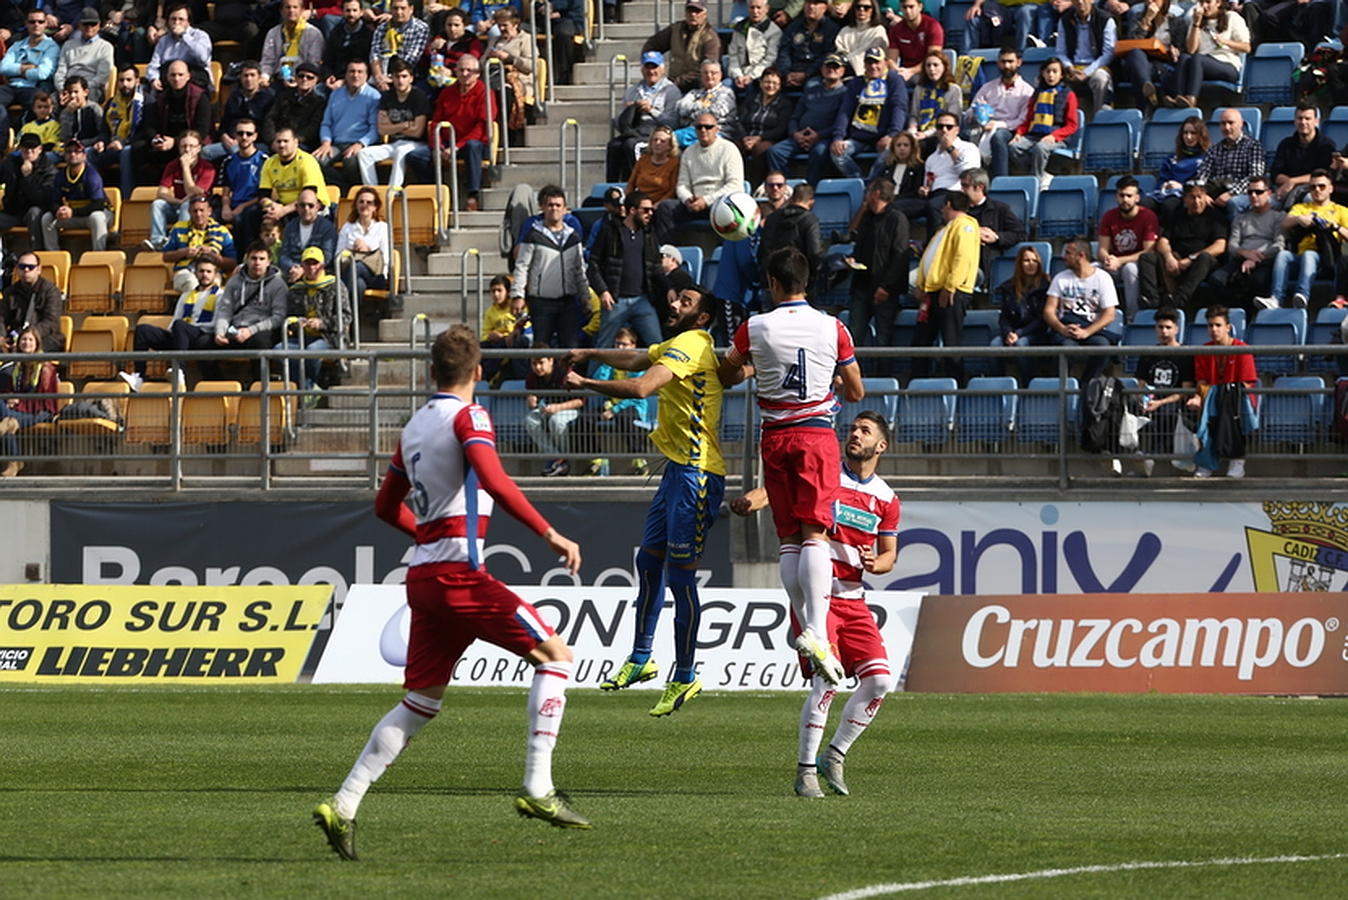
left=718, top=247, right=864, bottom=687
left=313, top=327, right=590, bottom=863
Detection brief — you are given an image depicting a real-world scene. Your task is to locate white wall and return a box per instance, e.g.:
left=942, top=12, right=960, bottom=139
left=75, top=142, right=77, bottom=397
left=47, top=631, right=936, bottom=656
left=0, top=500, right=49, bottom=582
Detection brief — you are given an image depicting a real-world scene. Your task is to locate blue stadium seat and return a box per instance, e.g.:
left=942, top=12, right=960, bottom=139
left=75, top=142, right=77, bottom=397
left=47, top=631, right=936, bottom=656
left=1082, top=108, right=1143, bottom=172
left=1247, top=307, right=1308, bottom=374
left=961, top=308, right=1001, bottom=375
left=486, top=379, right=530, bottom=450
left=1018, top=376, right=1079, bottom=444
left=835, top=378, right=899, bottom=439
left=988, top=175, right=1039, bottom=224
left=892, top=308, right=921, bottom=374
left=702, top=244, right=721, bottom=294
left=1037, top=175, right=1097, bottom=238
left=957, top=375, right=1017, bottom=443
left=1018, top=46, right=1057, bottom=86
left=1186, top=307, right=1247, bottom=344
left=1206, top=106, right=1262, bottom=146
left=1051, top=109, right=1087, bottom=166
left=1261, top=375, right=1327, bottom=444
left=1260, top=106, right=1296, bottom=168
left=1325, top=106, right=1348, bottom=149
left=990, top=241, right=1053, bottom=288
left=1098, top=173, right=1157, bottom=218
left=1244, top=43, right=1305, bottom=105
left=1122, top=309, right=1185, bottom=374
left=1141, top=109, right=1203, bottom=170
left=676, top=245, right=703, bottom=283
left=896, top=377, right=957, bottom=443
left=719, top=382, right=755, bottom=442
left=1307, top=306, right=1348, bottom=374
left=815, top=178, right=865, bottom=240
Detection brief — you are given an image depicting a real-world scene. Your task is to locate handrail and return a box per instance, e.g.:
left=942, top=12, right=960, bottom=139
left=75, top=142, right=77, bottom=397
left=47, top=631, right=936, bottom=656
left=528, top=20, right=545, bottom=118
left=431, top=121, right=459, bottom=233
left=559, top=118, right=581, bottom=201
left=385, top=184, right=416, bottom=292
left=484, top=57, right=511, bottom=166
left=459, top=248, right=484, bottom=328
left=340, top=249, right=361, bottom=353
left=543, top=5, right=556, bottom=107
left=607, top=54, right=630, bottom=134
left=409, top=312, right=431, bottom=416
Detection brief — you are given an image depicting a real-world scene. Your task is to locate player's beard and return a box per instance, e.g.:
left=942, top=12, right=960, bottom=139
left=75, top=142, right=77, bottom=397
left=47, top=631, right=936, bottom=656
left=667, top=308, right=702, bottom=334
left=845, top=442, right=877, bottom=463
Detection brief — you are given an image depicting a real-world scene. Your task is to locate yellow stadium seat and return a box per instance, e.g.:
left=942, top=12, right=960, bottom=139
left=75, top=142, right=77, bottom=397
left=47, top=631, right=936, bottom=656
left=80, top=249, right=127, bottom=291
left=33, top=250, right=71, bottom=293
left=120, top=186, right=160, bottom=248
left=122, top=263, right=174, bottom=314
left=182, top=380, right=240, bottom=445
left=56, top=380, right=128, bottom=436
left=59, top=315, right=72, bottom=351
left=68, top=316, right=129, bottom=380
left=237, top=381, right=296, bottom=445
left=66, top=263, right=117, bottom=314
left=124, top=381, right=174, bottom=445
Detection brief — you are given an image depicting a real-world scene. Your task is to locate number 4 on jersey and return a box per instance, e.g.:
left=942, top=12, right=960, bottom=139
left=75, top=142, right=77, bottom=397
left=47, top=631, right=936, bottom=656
left=781, top=349, right=807, bottom=400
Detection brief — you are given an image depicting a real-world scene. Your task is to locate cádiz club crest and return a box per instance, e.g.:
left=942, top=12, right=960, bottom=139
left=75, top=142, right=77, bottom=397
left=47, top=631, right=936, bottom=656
left=1245, top=502, right=1348, bottom=592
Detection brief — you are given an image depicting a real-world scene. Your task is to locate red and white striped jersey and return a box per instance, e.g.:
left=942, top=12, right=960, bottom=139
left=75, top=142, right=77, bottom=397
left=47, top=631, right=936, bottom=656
left=389, top=393, right=497, bottom=570
left=731, top=300, right=857, bottom=426
left=830, top=464, right=901, bottom=600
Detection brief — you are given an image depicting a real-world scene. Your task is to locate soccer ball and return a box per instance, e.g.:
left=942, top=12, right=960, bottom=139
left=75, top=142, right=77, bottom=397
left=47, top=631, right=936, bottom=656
left=711, top=191, right=761, bottom=241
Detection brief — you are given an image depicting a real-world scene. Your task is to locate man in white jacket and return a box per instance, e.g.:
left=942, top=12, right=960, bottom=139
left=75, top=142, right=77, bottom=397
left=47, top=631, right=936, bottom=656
left=656, top=113, right=745, bottom=240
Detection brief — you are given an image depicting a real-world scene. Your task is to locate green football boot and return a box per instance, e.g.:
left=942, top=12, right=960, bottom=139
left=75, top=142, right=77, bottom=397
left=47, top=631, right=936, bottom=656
left=648, top=677, right=702, bottom=717
left=313, top=799, right=358, bottom=860
left=514, top=790, right=592, bottom=829
left=599, top=659, right=659, bottom=691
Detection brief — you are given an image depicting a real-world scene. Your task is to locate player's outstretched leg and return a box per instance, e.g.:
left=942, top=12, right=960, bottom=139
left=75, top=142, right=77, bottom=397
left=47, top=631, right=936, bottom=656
left=315, top=691, right=442, bottom=859
left=795, top=675, right=834, bottom=797
left=650, top=565, right=703, bottom=716
left=819, top=662, right=893, bottom=796
left=601, top=547, right=664, bottom=691
left=516, top=644, right=592, bottom=828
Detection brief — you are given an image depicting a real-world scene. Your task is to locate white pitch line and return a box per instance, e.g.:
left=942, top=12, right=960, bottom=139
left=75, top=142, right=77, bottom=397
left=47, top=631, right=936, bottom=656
left=818, top=853, right=1348, bottom=900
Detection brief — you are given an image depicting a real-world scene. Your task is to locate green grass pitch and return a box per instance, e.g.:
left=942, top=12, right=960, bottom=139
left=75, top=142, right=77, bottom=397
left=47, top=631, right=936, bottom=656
left=2, top=687, right=1344, bottom=898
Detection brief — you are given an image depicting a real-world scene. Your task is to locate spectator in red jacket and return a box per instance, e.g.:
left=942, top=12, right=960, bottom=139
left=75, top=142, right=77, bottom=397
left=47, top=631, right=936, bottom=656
left=411, top=54, right=491, bottom=210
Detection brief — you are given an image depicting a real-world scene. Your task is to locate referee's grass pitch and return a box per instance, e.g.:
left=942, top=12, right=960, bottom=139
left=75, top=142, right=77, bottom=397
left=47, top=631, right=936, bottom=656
left=2, top=686, right=1343, bottom=898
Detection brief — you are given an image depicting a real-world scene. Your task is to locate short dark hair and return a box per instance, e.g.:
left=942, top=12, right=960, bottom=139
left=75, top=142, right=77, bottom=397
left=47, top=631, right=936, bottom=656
left=537, top=184, right=565, bottom=206
left=790, top=183, right=814, bottom=204
left=1206, top=304, right=1230, bottom=324
left=239, top=60, right=261, bottom=74
left=1154, top=305, right=1180, bottom=326
left=245, top=240, right=272, bottom=258
left=1295, top=99, right=1320, bottom=115
left=117, top=62, right=138, bottom=77
left=998, top=45, right=1022, bottom=59
left=1310, top=167, right=1332, bottom=182
left=1115, top=175, right=1139, bottom=193
left=63, top=75, right=87, bottom=91
left=431, top=325, right=481, bottom=387
left=868, top=176, right=896, bottom=202
left=387, top=56, right=411, bottom=75
left=945, top=191, right=970, bottom=212
left=765, top=247, right=811, bottom=295
left=853, top=410, right=891, bottom=445
left=624, top=188, right=648, bottom=209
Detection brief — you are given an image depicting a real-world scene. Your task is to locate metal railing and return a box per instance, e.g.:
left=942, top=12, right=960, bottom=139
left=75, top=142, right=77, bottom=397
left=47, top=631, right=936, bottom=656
left=607, top=54, right=630, bottom=134
left=459, top=248, right=485, bottom=327
left=543, top=5, right=557, bottom=106
left=559, top=118, right=582, bottom=201
left=384, top=184, right=417, bottom=291
left=340, top=249, right=361, bottom=352
left=484, top=57, right=512, bottom=167
left=2, top=343, right=1345, bottom=493
left=431, top=121, right=459, bottom=233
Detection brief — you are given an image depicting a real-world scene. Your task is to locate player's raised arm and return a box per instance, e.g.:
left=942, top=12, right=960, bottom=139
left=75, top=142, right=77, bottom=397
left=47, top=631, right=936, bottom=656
left=564, top=363, right=675, bottom=399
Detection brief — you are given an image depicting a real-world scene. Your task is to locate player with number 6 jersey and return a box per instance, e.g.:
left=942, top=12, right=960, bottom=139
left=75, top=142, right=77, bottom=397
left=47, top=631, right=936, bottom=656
left=718, top=247, right=865, bottom=687
left=313, top=327, right=591, bottom=862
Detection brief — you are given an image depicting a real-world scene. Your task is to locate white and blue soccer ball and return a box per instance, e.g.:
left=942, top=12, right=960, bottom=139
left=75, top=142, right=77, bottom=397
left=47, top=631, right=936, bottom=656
left=711, top=191, right=761, bottom=242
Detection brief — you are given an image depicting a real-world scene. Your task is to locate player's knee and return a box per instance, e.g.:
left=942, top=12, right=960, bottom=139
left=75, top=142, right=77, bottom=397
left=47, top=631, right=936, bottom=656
left=864, top=672, right=894, bottom=698
left=532, top=636, right=573, bottom=665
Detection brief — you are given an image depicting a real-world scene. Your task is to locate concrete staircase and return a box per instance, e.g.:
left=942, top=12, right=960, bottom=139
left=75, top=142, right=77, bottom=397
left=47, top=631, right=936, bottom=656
left=374, top=9, right=662, bottom=344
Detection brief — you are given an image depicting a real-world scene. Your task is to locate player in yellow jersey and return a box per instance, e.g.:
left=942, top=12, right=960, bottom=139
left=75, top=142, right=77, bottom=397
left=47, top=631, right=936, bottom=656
left=258, top=127, right=328, bottom=220
left=563, top=286, right=724, bottom=716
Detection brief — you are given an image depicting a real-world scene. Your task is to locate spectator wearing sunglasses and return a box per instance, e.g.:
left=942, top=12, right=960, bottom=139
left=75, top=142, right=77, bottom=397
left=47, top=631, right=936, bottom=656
left=279, top=187, right=339, bottom=285
left=220, top=117, right=269, bottom=250
left=0, top=251, right=64, bottom=354
left=263, top=62, right=326, bottom=150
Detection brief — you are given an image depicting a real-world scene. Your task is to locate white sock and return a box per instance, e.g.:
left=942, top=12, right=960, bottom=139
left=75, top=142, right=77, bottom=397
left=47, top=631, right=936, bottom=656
left=829, top=663, right=894, bottom=755
left=798, top=539, right=833, bottom=638
left=778, top=543, right=803, bottom=624
left=334, top=691, right=441, bottom=819
left=523, top=660, right=573, bottom=797
left=798, top=675, right=835, bottom=765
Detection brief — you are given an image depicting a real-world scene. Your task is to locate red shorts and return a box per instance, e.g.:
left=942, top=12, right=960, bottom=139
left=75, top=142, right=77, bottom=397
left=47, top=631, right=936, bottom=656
left=761, top=425, right=840, bottom=538
left=403, top=566, right=555, bottom=690
left=793, top=596, right=889, bottom=681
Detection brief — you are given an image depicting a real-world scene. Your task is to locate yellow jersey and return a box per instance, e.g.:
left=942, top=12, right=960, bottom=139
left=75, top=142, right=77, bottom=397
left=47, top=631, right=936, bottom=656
left=1287, top=200, right=1348, bottom=255
left=647, top=328, right=724, bottom=475
left=259, top=151, right=327, bottom=207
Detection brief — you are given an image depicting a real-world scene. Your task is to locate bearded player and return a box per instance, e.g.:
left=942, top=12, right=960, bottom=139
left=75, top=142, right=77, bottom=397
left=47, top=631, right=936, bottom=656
left=732, top=412, right=898, bottom=798
left=313, top=326, right=590, bottom=861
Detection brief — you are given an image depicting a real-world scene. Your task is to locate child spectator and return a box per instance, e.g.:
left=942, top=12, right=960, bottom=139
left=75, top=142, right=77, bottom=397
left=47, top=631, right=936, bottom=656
left=480, top=274, right=530, bottom=384
left=19, top=91, right=61, bottom=154
left=525, top=344, right=584, bottom=476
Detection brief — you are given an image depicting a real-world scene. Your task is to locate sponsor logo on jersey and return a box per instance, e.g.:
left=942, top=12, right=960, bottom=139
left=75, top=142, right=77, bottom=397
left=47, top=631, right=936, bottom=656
left=662, top=347, right=691, bottom=364
left=834, top=502, right=880, bottom=534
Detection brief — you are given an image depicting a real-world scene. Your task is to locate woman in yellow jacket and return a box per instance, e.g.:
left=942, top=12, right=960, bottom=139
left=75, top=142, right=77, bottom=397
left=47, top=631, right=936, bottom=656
left=911, top=189, right=980, bottom=383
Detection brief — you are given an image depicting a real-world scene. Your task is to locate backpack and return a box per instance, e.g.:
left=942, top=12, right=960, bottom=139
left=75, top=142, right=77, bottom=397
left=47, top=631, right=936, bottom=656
left=1080, top=375, right=1124, bottom=453
left=500, top=182, right=536, bottom=261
